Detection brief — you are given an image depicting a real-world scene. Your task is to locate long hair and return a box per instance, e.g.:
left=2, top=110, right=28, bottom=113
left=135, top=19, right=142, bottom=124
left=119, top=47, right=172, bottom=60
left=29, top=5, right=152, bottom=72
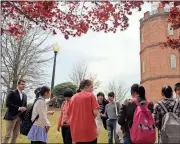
left=34, top=87, right=41, bottom=99
left=97, top=92, right=109, bottom=105
left=131, top=84, right=146, bottom=100
left=76, top=79, right=92, bottom=93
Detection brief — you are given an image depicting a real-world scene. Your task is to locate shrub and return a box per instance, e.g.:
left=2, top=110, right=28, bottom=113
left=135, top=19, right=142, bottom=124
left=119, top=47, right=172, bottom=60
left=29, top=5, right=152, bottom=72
left=27, top=103, right=33, bottom=108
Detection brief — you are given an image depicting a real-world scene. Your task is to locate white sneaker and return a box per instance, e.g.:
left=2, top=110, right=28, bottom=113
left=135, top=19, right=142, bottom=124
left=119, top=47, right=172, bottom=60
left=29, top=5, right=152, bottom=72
left=119, top=139, right=124, bottom=144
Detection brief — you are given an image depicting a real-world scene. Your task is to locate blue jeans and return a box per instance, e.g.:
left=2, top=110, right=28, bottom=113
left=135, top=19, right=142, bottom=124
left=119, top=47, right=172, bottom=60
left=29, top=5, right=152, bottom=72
left=123, top=136, right=132, bottom=144
left=107, top=119, right=119, bottom=144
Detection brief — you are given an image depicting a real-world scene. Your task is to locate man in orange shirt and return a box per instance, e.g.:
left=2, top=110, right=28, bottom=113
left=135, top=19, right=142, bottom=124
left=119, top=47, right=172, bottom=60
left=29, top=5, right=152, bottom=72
left=57, top=88, right=74, bottom=144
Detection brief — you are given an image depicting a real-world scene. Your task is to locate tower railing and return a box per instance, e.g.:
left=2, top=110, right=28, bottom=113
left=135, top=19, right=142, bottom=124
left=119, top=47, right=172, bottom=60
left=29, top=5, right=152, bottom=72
left=150, top=9, right=158, bottom=16
left=164, top=7, right=171, bottom=12
left=140, top=7, right=172, bottom=23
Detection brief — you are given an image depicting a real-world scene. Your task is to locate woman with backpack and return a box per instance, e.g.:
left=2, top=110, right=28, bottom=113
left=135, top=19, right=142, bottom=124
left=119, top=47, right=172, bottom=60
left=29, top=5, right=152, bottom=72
left=34, top=87, right=56, bottom=107
left=154, top=85, right=180, bottom=143
left=27, top=86, right=51, bottom=144
left=118, top=84, right=154, bottom=144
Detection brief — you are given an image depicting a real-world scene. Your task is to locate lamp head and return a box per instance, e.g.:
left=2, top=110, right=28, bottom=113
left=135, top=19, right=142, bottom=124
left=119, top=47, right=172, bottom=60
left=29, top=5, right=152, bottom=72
left=53, top=43, right=60, bottom=53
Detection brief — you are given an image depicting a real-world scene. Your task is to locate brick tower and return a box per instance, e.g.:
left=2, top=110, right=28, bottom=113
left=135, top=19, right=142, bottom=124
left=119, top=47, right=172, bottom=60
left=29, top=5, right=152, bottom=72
left=139, top=5, right=180, bottom=102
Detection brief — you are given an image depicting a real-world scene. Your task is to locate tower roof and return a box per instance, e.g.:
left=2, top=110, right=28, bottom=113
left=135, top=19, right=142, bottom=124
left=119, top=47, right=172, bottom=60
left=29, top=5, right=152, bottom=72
left=151, top=2, right=160, bottom=11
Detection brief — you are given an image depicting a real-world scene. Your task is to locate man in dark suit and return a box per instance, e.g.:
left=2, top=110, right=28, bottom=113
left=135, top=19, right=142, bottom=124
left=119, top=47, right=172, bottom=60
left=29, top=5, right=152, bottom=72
left=3, top=79, right=27, bottom=143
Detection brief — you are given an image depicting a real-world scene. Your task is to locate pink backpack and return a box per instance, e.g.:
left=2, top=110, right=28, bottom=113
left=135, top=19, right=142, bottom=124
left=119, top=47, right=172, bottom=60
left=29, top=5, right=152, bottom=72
left=130, top=98, right=156, bottom=144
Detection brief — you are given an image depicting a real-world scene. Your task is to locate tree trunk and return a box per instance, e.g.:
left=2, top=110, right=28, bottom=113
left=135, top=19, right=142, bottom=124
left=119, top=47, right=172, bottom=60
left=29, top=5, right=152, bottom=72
left=2, top=92, right=6, bottom=109
left=12, top=47, right=20, bottom=90
left=12, top=69, right=18, bottom=89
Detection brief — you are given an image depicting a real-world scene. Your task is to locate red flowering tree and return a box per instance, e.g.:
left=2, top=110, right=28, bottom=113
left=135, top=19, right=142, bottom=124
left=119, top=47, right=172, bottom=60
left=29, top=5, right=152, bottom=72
left=161, top=2, right=180, bottom=52
left=1, top=1, right=143, bottom=39
left=1, top=1, right=180, bottom=51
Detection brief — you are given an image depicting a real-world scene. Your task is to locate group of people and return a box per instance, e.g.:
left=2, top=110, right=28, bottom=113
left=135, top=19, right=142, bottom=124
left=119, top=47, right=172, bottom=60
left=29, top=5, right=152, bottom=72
left=3, top=79, right=180, bottom=144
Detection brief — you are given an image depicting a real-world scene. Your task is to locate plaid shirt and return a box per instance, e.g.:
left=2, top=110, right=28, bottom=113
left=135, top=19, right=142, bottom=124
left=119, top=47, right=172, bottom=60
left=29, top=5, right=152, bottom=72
left=153, top=98, right=180, bottom=129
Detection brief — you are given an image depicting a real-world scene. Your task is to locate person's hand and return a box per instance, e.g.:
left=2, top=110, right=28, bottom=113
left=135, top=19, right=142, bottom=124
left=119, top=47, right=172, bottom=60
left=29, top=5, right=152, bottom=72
left=48, top=110, right=55, bottom=115
left=100, top=113, right=106, bottom=117
left=50, top=97, right=56, bottom=103
left=57, top=126, right=60, bottom=132
left=22, top=107, right=27, bottom=112
left=63, top=122, right=69, bottom=127
left=46, top=97, right=56, bottom=105
left=18, top=107, right=26, bottom=112
left=45, top=126, right=50, bottom=133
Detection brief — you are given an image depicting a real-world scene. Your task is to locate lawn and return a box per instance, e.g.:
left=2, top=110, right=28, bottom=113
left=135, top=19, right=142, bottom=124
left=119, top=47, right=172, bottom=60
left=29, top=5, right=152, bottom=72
left=1, top=110, right=158, bottom=143
left=1, top=110, right=108, bottom=143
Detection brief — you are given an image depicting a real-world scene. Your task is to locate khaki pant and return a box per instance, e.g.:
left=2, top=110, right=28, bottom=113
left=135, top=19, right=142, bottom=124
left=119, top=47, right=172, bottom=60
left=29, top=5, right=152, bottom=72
left=3, top=117, right=21, bottom=143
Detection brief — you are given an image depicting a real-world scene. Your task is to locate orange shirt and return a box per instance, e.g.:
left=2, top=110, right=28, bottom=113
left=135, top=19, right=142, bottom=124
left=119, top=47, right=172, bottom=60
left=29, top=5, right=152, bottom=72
left=67, top=92, right=99, bottom=142
left=57, top=101, right=70, bottom=127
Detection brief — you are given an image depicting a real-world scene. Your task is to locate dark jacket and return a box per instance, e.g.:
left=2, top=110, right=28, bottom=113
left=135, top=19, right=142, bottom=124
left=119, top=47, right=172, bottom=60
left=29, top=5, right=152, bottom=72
left=4, top=89, right=27, bottom=120
left=118, top=96, right=154, bottom=137
left=98, top=99, right=109, bottom=130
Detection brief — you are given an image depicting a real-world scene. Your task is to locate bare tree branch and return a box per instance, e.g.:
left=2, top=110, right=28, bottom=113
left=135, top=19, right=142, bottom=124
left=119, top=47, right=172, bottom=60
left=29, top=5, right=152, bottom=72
left=69, top=61, right=100, bottom=89
left=106, top=79, right=129, bottom=103
left=1, top=20, right=52, bottom=92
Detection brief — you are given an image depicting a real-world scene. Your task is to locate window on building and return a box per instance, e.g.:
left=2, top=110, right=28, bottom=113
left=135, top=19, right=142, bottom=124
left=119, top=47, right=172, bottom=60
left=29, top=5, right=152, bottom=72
left=142, top=61, right=145, bottom=73
left=168, top=23, right=174, bottom=35
left=141, top=31, right=144, bottom=43
left=170, top=54, right=176, bottom=68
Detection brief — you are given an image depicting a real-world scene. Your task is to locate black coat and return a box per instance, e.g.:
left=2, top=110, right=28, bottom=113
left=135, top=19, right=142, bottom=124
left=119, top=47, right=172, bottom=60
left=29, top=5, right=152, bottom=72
left=98, top=100, right=109, bottom=130
left=4, top=89, right=27, bottom=120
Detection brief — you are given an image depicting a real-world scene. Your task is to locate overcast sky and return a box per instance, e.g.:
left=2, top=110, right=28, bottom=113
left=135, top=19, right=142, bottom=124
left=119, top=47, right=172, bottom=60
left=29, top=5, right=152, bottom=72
left=28, top=3, right=152, bottom=102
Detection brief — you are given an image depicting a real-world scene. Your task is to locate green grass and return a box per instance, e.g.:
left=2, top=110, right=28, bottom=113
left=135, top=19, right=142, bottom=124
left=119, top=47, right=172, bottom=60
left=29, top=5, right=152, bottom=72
left=1, top=110, right=108, bottom=143
left=1, top=110, right=158, bottom=143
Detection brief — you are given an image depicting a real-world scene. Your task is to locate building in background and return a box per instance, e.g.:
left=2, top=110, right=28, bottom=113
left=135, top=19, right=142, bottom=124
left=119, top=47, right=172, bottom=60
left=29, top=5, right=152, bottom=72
left=139, top=3, right=180, bottom=102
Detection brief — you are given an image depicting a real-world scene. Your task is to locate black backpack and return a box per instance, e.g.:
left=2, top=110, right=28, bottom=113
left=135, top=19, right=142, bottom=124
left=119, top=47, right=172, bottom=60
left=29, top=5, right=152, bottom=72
left=20, top=98, right=40, bottom=136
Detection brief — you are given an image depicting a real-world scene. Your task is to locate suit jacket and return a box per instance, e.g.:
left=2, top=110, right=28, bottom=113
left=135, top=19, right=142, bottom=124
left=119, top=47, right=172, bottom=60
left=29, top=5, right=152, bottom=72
left=4, top=89, right=27, bottom=120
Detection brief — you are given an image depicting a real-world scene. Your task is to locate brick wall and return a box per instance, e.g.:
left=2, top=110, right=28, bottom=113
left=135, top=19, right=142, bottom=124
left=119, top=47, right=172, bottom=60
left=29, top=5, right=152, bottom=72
left=142, top=78, right=180, bottom=103
left=140, top=7, right=180, bottom=102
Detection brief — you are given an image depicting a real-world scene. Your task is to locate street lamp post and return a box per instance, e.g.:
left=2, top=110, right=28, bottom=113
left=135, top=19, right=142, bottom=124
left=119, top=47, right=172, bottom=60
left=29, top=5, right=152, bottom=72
left=51, top=44, right=60, bottom=98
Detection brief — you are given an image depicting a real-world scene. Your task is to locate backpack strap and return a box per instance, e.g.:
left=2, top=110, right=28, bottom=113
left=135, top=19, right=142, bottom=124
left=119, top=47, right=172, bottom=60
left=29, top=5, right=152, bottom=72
left=133, top=98, right=139, bottom=106
left=158, top=129, right=160, bottom=144
left=31, top=97, right=42, bottom=123
left=173, top=99, right=179, bottom=113
left=133, top=98, right=149, bottom=107
left=158, top=101, right=168, bottom=113
left=32, top=114, right=39, bottom=123
left=115, top=102, right=120, bottom=116
left=145, top=100, right=150, bottom=107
